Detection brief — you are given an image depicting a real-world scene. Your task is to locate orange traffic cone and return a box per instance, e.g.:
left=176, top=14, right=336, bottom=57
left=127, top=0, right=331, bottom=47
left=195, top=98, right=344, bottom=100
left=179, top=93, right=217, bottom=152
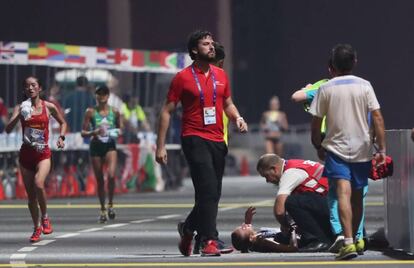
left=240, top=155, right=250, bottom=176
left=46, top=173, right=59, bottom=198
left=85, top=168, right=97, bottom=196
left=60, top=175, right=69, bottom=197
left=67, top=165, right=80, bottom=197
left=15, top=169, right=27, bottom=199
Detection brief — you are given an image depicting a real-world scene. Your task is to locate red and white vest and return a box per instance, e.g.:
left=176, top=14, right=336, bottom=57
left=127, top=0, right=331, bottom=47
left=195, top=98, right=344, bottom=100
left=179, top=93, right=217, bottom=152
left=284, top=159, right=328, bottom=196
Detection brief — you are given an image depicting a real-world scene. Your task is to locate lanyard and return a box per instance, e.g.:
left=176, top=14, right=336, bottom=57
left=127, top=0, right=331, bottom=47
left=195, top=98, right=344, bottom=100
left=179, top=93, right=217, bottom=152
left=191, top=65, right=217, bottom=106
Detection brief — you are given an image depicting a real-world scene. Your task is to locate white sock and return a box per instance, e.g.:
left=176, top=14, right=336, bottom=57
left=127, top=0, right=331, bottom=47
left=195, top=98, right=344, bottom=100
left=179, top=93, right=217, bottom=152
left=344, top=237, right=354, bottom=246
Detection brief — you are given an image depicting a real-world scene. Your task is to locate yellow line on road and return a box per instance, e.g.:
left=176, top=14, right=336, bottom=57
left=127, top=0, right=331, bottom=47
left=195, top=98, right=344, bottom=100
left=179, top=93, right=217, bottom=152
left=2, top=260, right=414, bottom=267
left=0, top=201, right=384, bottom=209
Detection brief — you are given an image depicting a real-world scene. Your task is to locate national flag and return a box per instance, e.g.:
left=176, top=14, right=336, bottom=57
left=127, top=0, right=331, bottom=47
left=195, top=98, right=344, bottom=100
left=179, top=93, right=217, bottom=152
left=145, top=51, right=168, bottom=68
left=96, top=47, right=116, bottom=67
left=28, top=42, right=47, bottom=65
left=131, top=50, right=145, bottom=68
left=80, top=46, right=97, bottom=68
left=46, top=43, right=65, bottom=66
left=65, top=45, right=86, bottom=66
left=0, top=42, right=28, bottom=65
left=165, top=53, right=178, bottom=69
left=114, top=48, right=132, bottom=71
left=140, top=154, right=157, bottom=191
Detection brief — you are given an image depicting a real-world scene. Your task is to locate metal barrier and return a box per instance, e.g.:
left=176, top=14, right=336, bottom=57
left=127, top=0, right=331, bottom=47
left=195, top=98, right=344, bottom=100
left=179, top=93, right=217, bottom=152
left=384, top=129, right=414, bottom=252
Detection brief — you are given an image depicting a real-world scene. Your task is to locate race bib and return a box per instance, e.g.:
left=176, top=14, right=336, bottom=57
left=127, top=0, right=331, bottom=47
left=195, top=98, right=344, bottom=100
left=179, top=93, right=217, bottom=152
left=24, top=127, right=45, bottom=144
left=203, top=107, right=216, bottom=125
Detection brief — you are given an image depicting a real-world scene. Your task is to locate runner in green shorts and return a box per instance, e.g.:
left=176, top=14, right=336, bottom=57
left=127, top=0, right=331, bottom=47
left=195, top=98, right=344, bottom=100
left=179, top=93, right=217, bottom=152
left=81, top=85, right=123, bottom=223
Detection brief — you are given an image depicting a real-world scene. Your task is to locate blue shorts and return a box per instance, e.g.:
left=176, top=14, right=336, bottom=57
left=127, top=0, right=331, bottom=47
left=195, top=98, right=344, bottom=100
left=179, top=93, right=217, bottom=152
left=324, top=152, right=371, bottom=189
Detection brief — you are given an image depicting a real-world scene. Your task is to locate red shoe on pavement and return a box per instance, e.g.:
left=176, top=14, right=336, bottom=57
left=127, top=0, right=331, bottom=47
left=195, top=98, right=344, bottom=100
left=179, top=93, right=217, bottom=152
left=30, top=226, right=42, bottom=243
left=41, top=217, right=53, bottom=234
left=201, top=240, right=221, bottom=257
left=177, top=222, right=194, bottom=256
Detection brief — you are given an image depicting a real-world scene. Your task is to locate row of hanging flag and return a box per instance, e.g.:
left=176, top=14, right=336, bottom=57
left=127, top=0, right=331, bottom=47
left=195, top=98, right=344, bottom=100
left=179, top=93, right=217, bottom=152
left=0, top=41, right=191, bottom=73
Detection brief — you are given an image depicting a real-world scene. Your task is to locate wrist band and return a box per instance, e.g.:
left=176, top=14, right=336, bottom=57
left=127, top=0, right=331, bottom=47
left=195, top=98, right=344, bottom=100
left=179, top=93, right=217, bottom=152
left=236, top=116, right=244, bottom=122
left=59, top=135, right=65, bottom=141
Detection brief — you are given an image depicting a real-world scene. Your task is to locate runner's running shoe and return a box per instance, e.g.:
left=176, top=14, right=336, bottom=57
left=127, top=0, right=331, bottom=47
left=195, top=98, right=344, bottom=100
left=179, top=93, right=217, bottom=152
left=99, top=210, right=108, bottom=224
left=41, top=217, right=53, bottom=234
left=108, top=207, right=116, bottom=220
left=30, top=226, right=42, bottom=243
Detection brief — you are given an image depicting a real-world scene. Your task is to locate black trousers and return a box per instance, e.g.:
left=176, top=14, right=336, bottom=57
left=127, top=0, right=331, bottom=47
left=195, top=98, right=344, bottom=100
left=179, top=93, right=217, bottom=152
left=285, top=192, right=334, bottom=245
left=181, top=135, right=227, bottom=242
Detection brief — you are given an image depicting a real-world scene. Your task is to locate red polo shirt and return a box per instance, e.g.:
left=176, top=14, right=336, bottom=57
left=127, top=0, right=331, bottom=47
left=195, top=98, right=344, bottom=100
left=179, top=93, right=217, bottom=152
left=167, top=63, right=231, bottom=142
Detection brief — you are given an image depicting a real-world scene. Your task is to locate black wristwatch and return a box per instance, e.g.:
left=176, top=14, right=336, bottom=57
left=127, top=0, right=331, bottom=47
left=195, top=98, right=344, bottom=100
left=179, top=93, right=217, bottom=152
left=59, top=135, right=66, bottom=141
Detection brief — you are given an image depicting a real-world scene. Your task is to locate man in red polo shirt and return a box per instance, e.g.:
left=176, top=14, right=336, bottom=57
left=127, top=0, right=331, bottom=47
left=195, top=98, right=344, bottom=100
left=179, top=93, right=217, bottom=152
left=156, top=30, right=248, bottom=257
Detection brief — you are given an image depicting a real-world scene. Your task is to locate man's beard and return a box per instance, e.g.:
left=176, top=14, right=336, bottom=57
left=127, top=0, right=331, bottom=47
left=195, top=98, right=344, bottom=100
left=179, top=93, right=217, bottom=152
left=198, top=51, right=216, bottom=63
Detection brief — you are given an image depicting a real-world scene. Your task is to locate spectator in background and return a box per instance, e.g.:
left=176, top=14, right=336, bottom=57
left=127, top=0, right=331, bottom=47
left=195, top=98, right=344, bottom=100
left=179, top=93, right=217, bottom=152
left=121, top=94, right=150, bottom=144
left=0, top=97, right=8, bottom=133
left=63, top=76, right=95, bottom=132
left=260, top=96, right=288, bottom=156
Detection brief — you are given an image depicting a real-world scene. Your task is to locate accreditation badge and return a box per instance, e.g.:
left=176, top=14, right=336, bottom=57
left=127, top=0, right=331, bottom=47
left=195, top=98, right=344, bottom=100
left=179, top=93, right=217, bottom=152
left=203, top=106, right=216, bottom=125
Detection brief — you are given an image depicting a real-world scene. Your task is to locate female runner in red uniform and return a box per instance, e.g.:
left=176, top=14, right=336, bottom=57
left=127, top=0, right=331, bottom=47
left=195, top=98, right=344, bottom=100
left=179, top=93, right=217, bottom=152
left=6, top=76, right=67, bottom=242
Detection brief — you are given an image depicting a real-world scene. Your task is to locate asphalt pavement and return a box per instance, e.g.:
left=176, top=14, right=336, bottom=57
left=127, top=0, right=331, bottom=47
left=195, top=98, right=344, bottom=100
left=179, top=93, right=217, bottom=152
left=1, top=175, right=413, bottom=268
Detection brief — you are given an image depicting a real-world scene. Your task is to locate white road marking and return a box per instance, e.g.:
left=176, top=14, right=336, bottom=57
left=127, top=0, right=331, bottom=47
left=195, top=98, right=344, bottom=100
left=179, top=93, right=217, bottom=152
left=130, top=218, right=155, bottom=224
left=56, top=233, right=80, bottom=238
left=156, top=214, right=181, bottom=219
left=18, top=247, right=37, bottom=252
left=32, top=239, right=55, bottom=246
left=104, top=223, right=128, bottom=228
left=79, top=227, right=104, bottom=233
left=10, top=253, right=26, bottom=259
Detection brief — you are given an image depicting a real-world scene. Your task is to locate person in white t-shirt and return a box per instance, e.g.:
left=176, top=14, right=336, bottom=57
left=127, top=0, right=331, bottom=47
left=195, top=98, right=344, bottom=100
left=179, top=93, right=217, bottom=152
left=310, top=44, right=386, bottom=260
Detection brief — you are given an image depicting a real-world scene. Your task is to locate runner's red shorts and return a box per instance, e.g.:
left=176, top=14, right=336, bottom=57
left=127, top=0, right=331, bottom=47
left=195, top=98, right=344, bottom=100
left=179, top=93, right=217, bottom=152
left=19, top=144, right=51, bottom=171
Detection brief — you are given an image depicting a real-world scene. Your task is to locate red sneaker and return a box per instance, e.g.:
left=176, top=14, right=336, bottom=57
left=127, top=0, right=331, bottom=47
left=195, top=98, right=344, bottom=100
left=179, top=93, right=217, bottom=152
left=30, top=226, right=42, bottom=243
left=201, top=240, right=221, bottom=257
left=41, top=217, right=53, bottom=234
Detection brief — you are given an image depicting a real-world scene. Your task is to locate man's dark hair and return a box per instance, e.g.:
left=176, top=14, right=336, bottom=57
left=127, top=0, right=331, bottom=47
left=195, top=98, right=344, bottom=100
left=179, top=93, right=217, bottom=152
left=187, top=30, right=213, bottom=60
left=76, top=75, right=89, bottom=87
left=214, top=42, right=225, bottom=62
left=330, top=44, right=357, bottom=73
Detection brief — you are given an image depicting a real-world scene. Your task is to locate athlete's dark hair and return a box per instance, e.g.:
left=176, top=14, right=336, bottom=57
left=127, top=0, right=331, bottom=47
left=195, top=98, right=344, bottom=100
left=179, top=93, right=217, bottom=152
left=330, top=44, right=357, bottom=73
left=23, top=76, right=42, bottom=89
left=187, top=30, right=213, bottom=60
left=231, top=230, right=250, bottom=253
